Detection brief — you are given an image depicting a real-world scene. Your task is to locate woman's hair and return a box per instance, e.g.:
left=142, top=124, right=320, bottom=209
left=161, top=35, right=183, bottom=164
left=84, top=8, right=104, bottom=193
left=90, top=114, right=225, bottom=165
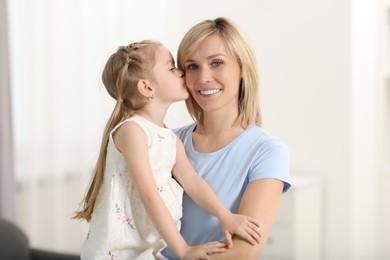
left=177, top=17, right=262, bottom=128
left=74, top=40, right=161, bottom=222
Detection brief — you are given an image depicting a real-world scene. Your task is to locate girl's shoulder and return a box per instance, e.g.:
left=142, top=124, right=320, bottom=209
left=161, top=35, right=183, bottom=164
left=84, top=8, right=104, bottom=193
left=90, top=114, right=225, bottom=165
left=109, top=116, right=152, bottom=147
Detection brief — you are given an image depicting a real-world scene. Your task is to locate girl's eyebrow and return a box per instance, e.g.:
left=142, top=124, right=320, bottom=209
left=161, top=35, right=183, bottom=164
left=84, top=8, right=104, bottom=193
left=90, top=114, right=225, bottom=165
left=165, top=54, right=175, bottom=65
left=165, top=58, right=174, bottom=65
left=185, top=54, right=226, bottom=63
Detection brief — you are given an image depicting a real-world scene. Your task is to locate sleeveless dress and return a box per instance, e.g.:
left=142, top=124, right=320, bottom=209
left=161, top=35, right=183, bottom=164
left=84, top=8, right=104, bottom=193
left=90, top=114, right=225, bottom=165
left=81, top=115, right=183, bottom=260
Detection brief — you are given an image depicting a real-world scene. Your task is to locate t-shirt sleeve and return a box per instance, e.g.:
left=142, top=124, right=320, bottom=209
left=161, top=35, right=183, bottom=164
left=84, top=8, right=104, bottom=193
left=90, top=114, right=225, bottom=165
left=248, top=138, right=291, bottom=192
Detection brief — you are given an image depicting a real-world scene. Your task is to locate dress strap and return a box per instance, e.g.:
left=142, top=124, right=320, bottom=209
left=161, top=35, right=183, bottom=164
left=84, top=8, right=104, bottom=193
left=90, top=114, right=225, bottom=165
left=109, top=116, right=151, bottom=146
left=109, top=117, right=134, bottom=140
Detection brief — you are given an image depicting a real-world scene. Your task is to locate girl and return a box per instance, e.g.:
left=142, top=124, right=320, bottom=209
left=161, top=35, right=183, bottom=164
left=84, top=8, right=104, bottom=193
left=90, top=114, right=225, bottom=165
left=74, top=40, right=261, bottom=260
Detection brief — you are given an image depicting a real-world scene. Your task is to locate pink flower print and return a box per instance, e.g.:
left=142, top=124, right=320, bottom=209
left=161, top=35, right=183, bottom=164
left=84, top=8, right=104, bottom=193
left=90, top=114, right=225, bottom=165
left=112, top=172, right=123, bottom=178
left=115, top=204, right=134, bottom=229
left=157, top=133, right=165, bottom=142
left=108, top=251, right=119, bottom=260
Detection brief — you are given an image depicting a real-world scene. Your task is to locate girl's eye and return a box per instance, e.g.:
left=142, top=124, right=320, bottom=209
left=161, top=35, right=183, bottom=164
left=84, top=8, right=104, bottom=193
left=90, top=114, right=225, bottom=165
left=186, top=63, right=198, bottom=71
left=211, top=60, right=223, bottom=67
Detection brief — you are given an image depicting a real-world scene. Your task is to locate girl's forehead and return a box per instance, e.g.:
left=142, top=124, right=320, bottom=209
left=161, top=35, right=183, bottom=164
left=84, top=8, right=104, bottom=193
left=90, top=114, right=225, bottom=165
left=156, top=45, right=172, bottom=58
left=155, top=45, right=174, bottom=66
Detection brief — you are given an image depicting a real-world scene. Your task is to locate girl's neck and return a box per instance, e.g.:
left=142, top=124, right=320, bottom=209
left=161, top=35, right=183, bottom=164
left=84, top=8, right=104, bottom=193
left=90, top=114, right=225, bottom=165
left=134, top=105, right=168, bottom=128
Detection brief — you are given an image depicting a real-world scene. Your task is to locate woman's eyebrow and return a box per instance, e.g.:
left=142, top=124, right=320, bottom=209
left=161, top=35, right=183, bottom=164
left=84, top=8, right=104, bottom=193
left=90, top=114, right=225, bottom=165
left=185, top=54, right=226, bottom=63
left=207, top=54, right=225, bottom=59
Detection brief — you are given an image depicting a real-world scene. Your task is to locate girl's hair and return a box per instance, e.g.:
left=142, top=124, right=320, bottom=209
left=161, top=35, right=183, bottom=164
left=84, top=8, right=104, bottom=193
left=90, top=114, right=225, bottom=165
left=74, top=40, right=161, bottom=222
left=177, top=17, right=262, bottom=128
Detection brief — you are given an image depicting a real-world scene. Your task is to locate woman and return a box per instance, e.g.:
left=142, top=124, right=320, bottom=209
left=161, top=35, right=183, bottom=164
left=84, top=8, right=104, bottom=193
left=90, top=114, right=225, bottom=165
left=162, top=17, right=291, bottom=259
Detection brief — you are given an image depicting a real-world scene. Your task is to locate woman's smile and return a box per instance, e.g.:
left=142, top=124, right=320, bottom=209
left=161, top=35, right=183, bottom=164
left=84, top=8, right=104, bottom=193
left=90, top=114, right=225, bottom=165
left=199, top=88, right=221, bottom=96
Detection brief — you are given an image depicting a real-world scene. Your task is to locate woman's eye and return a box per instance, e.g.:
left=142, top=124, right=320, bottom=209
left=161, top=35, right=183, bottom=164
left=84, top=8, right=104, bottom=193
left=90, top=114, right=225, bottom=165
left=186, top=63, right=198, bottom=71
left=211, top=60, right=223, bottom=67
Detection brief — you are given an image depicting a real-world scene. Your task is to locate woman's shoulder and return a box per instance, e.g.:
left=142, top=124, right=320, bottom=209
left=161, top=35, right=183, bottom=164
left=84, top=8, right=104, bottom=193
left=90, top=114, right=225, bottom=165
left=245, top=126, right=291, bottom=192
left=244, top=125, right=284, bottom=144
left=241, top=126, right=289, bottom=157
left=173, top=123, right=196, bottom=139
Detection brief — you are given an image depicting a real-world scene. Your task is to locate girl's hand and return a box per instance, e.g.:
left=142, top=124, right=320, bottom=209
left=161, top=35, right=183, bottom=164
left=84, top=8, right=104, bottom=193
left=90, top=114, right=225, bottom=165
left=220, top=213, right=262, bottom=248
left=181, top=241, right=226, bottom=260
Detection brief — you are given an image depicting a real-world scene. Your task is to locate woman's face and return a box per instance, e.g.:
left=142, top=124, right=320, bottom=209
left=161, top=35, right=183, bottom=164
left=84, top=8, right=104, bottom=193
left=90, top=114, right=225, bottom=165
left=183, top=34, right=241, bottom=114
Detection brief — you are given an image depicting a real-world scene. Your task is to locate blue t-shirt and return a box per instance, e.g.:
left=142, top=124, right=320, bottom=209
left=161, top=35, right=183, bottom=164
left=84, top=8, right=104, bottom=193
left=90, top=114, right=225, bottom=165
left=162, top=123, right=291, bottom=259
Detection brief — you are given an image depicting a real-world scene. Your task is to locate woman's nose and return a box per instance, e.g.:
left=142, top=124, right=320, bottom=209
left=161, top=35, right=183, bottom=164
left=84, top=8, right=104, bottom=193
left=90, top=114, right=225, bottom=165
left=198, top=67, right=212, bottom=83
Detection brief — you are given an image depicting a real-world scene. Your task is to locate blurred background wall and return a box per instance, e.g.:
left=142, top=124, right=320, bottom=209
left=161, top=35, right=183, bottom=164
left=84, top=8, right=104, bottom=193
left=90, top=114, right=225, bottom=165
left=2, top=0, right=389, bottom=259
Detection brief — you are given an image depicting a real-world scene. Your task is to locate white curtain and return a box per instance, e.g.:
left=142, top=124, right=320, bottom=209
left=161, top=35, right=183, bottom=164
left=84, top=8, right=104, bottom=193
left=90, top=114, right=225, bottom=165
left=7, top=0, right=184, bottom=253
left=0, top=0, right=15, bottom=221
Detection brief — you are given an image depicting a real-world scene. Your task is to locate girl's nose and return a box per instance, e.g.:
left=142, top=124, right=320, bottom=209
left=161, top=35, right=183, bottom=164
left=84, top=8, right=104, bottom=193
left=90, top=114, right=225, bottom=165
left=177, top=69, right=184, bottom=78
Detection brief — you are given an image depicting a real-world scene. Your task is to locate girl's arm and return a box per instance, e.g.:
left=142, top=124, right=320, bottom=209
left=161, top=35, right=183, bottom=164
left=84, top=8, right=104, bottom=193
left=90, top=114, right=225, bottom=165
left=172, top=139, right=262, bottom=247
left=114, top=122, right=225, bottom=259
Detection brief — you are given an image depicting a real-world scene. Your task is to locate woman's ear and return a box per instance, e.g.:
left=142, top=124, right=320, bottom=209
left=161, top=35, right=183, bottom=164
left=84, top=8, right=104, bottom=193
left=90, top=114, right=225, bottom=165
left=136, top=79, right=154, bottom=99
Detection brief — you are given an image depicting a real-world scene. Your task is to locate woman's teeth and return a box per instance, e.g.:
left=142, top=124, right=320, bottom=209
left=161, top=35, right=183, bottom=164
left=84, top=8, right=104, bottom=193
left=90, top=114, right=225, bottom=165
left=200, top=89, right=220, bottom=95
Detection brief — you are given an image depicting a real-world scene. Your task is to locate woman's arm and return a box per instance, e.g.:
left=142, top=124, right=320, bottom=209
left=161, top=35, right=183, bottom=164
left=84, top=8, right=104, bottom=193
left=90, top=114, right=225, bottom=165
left=210, top=178, right=284, bottom=259
left=172, top=139, right=262, bottom=247
left=115, top=122, right=224, bottom=259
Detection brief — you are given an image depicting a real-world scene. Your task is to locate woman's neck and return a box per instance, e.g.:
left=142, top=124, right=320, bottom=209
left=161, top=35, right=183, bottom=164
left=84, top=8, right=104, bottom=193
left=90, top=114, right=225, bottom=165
left=199, top=106, right=241, bottom=132
left=193, top=110, right=244, bottom=153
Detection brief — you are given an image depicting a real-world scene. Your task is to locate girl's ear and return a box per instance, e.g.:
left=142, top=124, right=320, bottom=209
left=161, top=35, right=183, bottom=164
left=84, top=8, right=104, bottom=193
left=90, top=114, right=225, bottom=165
left=136, top=79, right=154, bottom=98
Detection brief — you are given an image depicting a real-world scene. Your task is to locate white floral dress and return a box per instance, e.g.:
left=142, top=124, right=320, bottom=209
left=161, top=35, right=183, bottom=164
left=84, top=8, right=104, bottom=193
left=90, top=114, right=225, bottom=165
left=81, top=115, right=183, bottom=260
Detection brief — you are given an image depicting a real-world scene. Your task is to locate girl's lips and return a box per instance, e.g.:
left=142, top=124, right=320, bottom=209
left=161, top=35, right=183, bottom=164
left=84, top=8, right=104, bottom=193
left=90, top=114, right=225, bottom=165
left=199, top=89, right=221, bottom=96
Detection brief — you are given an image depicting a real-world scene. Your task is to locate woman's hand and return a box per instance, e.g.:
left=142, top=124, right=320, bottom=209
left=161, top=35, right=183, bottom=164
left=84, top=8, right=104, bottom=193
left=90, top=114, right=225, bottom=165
left=180, top=241, right=227, bottom=260
left=220, top=213, right=262, bottom=248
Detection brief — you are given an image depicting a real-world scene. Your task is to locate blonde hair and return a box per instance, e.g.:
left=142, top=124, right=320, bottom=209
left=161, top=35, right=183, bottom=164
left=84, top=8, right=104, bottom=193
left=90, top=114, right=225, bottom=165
left=73, top=40, right=161, bottom=222
left=177, top=17, right=262, bottom=128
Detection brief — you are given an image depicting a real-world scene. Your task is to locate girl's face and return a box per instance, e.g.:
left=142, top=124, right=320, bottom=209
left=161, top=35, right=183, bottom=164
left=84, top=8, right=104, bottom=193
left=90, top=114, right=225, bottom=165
left=152, top=45, right=188, bottom=103
left=183, top=34, right=242, bottom=114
